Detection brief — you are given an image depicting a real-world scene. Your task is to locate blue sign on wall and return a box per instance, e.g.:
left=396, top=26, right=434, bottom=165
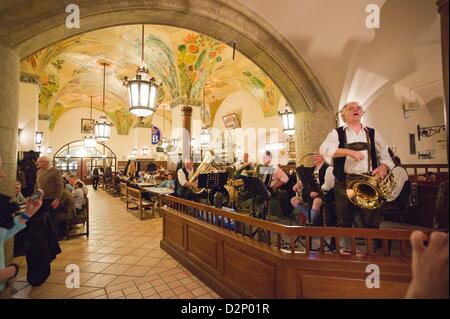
left=151, top=126, right=161, bottom=145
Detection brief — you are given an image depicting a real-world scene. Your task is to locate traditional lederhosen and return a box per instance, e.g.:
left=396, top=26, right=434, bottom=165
left=316, top=162, right=335, bottom=203
left=333, top=126, right=381, bottom=228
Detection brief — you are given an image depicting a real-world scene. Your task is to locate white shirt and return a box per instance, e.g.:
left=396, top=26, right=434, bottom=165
left=177, top=167, right=194, bottom=187
left=319, top=124, right=394, bottom=175
left=73, top=188, right=85, bottom=209
left=314, top=164, right=335, bottom=192
left=386, top=166, right=409, bottom=202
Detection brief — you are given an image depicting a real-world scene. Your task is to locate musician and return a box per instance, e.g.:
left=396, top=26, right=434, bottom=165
left=256, top=151, right=289, bottom=191
left=174, top=158, right=196, bottom=200
left=319, top=101, right=394, bottom=230
left=234, top=153, right=254, bottom=178
left=378, top=152, right=411, bottom=217
left=290, top=152, right=335, bottom=225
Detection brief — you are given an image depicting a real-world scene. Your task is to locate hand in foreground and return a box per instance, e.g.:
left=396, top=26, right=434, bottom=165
left=405, top=231, right=449, bottom=299
left=24, top=197, right=43, bottom=218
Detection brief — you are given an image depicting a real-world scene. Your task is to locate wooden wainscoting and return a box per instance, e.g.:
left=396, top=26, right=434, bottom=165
left=160, top=196, right=419, bottom=299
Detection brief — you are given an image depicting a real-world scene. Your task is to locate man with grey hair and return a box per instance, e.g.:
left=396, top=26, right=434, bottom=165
left=319, top=101, right=394, bottom=233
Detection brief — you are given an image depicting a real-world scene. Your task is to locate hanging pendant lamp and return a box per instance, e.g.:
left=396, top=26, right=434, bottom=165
left=94, top=61, right=113, bottom=142
left=123, top=25, right=162, bottom=121
left=160, top=104, right=170, bottom=150
left=84, top=96, right=97, bottom=149
left=200, top=86, right=210, bottom=148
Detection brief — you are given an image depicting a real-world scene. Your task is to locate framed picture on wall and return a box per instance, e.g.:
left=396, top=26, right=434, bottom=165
left=81, top=118, right=95, bottom=133
left=222, top=113, right=240, bottom=129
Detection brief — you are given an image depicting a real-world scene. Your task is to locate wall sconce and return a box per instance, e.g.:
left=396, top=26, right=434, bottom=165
left=278, top=105, right=295, bottom=136
left=35, top=131, right=43, bottom=145
left=47, top=146, right=52, bottom=154
left=131, top=148, right=138, bottom=156
left=142, top=147, right=149, bottom=156
left=417, top=124, right=445, bottom=141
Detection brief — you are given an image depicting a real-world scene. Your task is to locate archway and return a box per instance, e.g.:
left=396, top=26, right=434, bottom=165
left=0, top=0, right=331, bottom=113
left=0, top=0, right=336, bottom=195
left=53, top=140, right=117, bottom=183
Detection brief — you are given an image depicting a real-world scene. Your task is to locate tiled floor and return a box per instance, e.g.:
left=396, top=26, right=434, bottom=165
left=12, top=187, right=220, bottom=299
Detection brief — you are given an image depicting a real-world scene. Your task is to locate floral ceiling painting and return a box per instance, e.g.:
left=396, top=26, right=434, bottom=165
left=21, top=25, right=284, bottom=134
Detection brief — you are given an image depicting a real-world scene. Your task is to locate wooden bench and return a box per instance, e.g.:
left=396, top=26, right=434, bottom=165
left=65, top=196, right=89, bottom=240
left=119, top=182, right=127, bottom=201
left=126, top=186, right=156, bottom=220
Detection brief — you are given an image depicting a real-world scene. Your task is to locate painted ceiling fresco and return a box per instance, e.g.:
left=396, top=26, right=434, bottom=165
left=21, top=25, right=283, bottom=135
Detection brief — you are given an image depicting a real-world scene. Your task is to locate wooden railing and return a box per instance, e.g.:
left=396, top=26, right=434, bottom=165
left=163, top=195, right=430, bottom=258
left=403, top=164, right=448, bottom=179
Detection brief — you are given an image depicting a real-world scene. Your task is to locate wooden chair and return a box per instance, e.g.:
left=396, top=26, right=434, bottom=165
left=65, top=196, right=89, bottom=240
left=126, top=186, right=156, bottom=220
left=119, top=182, right=127, bottom=201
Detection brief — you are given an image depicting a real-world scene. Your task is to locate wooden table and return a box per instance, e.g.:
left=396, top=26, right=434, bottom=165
left=142, top=187, right=174, bottom=216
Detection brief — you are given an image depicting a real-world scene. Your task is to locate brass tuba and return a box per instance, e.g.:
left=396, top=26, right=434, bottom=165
left=189, top=150, right=217, bottom=195
left=346, top=171, right=396, bottom=210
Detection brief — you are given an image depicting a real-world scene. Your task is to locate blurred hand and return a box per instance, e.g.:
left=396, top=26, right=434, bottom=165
left=310, top=191, right=319, bottom=198
left=349, top=150, right=364, bottom=161
left=50, top=198, right=60, bottom=209
left=372, top=164, right=388, bottom=179
left=405, top=231, right=449, bottom=299
left=24, top=197, right=43, bottom=217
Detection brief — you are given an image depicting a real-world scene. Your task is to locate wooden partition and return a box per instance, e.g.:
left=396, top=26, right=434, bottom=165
left=160, top=196, right=430, bottom=299
left=403, top=164, right=448, bottom=180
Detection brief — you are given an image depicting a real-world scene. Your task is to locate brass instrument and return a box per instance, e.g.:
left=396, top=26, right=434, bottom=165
left=188, top=150, right=217, bottom=195
left=346, top=171, right=396, bottom=210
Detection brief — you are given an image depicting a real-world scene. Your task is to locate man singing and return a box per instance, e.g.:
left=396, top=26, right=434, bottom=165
left=319, top=101, right=394, bottom=230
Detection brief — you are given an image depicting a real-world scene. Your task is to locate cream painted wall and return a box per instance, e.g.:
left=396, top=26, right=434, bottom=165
left=18, top=82, right=39, bottom=151
left=364, top=85, right=447, bottom=164
left=38, top=107, right=172, bottom=161
left=211, top=90, right=289, bottom=163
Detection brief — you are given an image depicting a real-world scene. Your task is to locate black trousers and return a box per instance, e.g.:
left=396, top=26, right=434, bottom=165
left=335, top=180, right=380, bottom=228
left=92, top=176, right=99, bottom=190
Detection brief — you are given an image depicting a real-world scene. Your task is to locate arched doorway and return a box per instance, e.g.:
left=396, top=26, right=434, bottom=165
left=53, top=140, right=116, bottom=183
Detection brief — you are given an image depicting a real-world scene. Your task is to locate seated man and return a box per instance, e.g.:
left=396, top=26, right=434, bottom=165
left=290, top=153, right=335, bottom=225
left=159, top=172, right=175, bottom=189
left=174, top=158, right=196, bottom=200
left=68, top=175, right=88, bottom=196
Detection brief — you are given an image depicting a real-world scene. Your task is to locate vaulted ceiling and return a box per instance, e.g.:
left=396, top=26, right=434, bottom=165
left=21, top=24, right=284, bottom=132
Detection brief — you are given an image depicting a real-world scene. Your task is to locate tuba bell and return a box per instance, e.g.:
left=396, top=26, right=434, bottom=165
left=346, top=171, right=396, bottom=210
left=189, top=150, right=217, bottom=195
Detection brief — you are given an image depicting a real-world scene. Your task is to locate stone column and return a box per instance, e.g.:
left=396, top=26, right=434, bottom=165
left=0, top=44, right=20, bottom=196
left=437, top=0, right=449, bottom=161
left=0, top=44, right=20, bottom=271
left=181, top=105, right=193, bottom=160
left=295, top=107, right=336, bottom=165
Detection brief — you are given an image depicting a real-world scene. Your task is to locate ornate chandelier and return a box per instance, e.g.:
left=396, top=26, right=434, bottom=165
left=123, top=25, right=162, bottom=120
left=94, top=61, right=113, bottom=142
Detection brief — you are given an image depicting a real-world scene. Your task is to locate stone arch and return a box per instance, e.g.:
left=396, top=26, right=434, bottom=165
left=0, top=0, right=332, bottom=114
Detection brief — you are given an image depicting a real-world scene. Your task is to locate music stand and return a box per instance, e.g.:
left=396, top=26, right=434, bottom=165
left=198, top=172, right=228, bottom=206
left=242, top=176, right=271, bottom=244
